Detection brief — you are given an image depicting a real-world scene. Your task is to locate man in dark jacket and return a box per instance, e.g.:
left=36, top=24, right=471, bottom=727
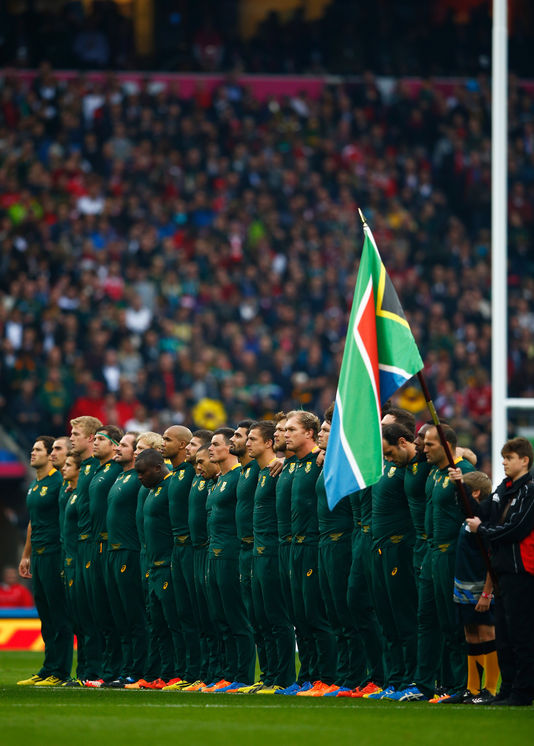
left=466, top=437, right=534, bottom=707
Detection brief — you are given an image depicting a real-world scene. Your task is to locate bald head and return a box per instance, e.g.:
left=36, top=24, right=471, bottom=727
left=162, top=425, right=193, bottom=464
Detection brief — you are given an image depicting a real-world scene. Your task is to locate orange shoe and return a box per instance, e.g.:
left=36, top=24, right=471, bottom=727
left=297, top=681, right=327, bottom=697
left=165, top=678, right=182, bottom=686
left=201, top=679, right=231, bottom=693
left=142, top=678, right=167, bottom=690
left=313, top=684, right=340, bottom=697
left=355, top=682, right=382, bottom=698
left=125, top=678, right=148, bottom=690
left=182, top=681, right=206, bottom=692
left=430, top=693, right=451, bottom=703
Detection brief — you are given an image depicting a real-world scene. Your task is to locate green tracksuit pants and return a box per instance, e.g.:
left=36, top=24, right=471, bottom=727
left=171, top=542, right=201, bottom=682
left=147, top=565, right=183, bottom=681
left=207, top=556, right=256, bottom=684
left=107, top=549, right=148, bottom=680
left=371, top=539, right=418, bottom=690
left=86, top=541, right=122, bottom=681
left=76, top=540, right=103, bottom=680
left=252, top=553, right=295, bottom=688
left=347, top=531, right=385, bottom=687
left=193, top=547, right=221, bottom=683
left=319, top=539, right=366, bottom=688
left=290, top=542, right=336, bottom=685
left=414, top=546, right=441, bottom=697
left=432, top=547, right=467, bottom=694
left=32, top=549, right=73, bottom=680
left=239, top=545, right=267, bottom=682
left=140, top=551, right=161, bottom=681
left=64, top=560, right=85, bottom=680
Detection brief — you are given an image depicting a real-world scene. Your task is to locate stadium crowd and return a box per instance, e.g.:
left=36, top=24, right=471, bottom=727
left=16, top=413, right=534, bottom=706
left=1, top=66, right=534, bottom=477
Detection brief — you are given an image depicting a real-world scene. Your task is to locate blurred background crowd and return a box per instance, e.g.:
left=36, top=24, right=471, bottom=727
left=0, top=0, right=533, bottom=510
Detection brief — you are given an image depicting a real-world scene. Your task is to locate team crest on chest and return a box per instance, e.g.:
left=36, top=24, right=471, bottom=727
left=85, top=465, right=91, bottom=475
left=305, top=462, right=312, bottom=473
left=289, top=463, right=296, bottom=473
left=443, top=477, right=449, bottom=488
left=178, top=470, right=185, bottom=480
left=104, top=463, right=111, bottom=472
left=412, top=463, right=418, bottom=475
left=220, top=481, right=227, bottom=492
left=40, top=486, right=48, bottom=496
left=388, top=466, right=396, bottom=478
left=199, top=480, right=206, bottom=490
left=261, top=475, right=266, bottom=487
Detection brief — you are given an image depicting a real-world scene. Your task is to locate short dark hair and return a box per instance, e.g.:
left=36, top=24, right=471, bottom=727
left=249, top=421, right=275, bottom=444
left=236, top=419, right=254, bottom=433
left=382, top=423, right=414, bottom=446
left=35, top=436, right=55, bottom=454
left=383, top=407, right=416, bottom=436
left=324, top=403, right=335, bottom=424
left=135, top=448, right=164, bottom=469
left=97, top=425, right=124, bottom=444
left=273, top=411, right=286, bottom=423
left=65, top=452, right=82, bottom=469
left=196, top=444, right=210, bottom=456
left=431, top=424, right=457, bottom=450
left=213, top=427, right=235, bottom=445
left=193, top=429, right=213, bottom=445
left=501, top=437, right=534, bottom=470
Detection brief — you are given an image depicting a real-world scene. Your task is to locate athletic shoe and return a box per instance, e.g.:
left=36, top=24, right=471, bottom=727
left=215, top=681, right=247, bottom=693
left=366, top=686, right=395, bottom=700
left=141, top=678, right=167, bottom=690
left=124, top=677, right=137, bottom=686
left=102, top=679, right=125, bottom=689
left=336, top=688, right=357, bottom=697
left=428, top=687, right=448, bottom=703
left=165, top=678, right=182, bottom=686
left=34, top=675, right=65, bottom=687
left=439, top=689, right=475, bottom=704
left=467, top=689, right=494, bottom=705
left=318, top=684, right=343, bottom=697
left=84, top=679, right=105, bottom=688
left=201, top=679, right=232, bottom=693
left=277, top=682, right=302, bottom=695
left=297, top=681, right=328, bottom=697
left=124, top=679, right=149, bottom=690
left=256, top=685, right=284, bottom=694
left=17, top=674, right=45, bottom=686
left=163, top=680, right=191, bottom=691
left=396, top=686, right=429, bottom=702
left=62, top=678, right=84, bottom=687
left=430, top=693, right=451, bottom=703
left=181, top=681, right=206, bottom=692
left=355, top=682, right=382, bottom=698
left=235, top=682, right=264, bottom=694
left=198, top=681, right=218, bottom=692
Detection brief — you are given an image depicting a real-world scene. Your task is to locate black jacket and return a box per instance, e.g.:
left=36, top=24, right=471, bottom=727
left=474, top=472, right=534, bottom=575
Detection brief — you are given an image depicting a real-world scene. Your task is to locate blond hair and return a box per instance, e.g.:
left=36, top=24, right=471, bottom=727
left=70, top=416, right=103, bottom=436
left=135, top=431, right=164, bottom=450
left=463, top=471, right=492, bottom=500
left=285, top=410, right=320, bottom=439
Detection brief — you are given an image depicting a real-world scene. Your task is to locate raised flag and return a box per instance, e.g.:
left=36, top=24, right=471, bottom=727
left=324, top=218, right=423, bottom=508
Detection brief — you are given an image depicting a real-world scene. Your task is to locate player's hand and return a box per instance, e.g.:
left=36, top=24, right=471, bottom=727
left=466, top=516, right=481, bottom=533
left=19, top=557, right=32, bottom=578
left=316, top=450, right=325, bottom=467
left=269, top=458, right=284, bottom=477
left=475, top=596, right=491, bottom=612
left=448, top=467, right=463, bottom=482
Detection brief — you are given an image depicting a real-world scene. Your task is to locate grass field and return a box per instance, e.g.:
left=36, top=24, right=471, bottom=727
left=1, top=653, right=532, bottom=746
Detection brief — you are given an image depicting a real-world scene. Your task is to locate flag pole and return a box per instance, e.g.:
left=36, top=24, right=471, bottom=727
left=417, top=370, right=497, bottom=587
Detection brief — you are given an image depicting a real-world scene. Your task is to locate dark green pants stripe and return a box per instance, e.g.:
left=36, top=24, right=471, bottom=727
left=32, top=549, right=73, bottom=680
left=252, top=552, right=295, bottom=687
left=107, top=549, right=148, bottom=680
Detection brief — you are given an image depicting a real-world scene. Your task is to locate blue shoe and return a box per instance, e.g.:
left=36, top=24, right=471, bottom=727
left=215, top=681, right=246, bottom=693
left=324, top=686, right=345, bottom=696
left=367, top=686, right=396, bottom=700
left=124, top=677, right=136, bottom=686
left=278, top=683, right=300, bottom=695
left=296, top=681, right=313, bottom=693
left=398, top=686, right=428, bottom=702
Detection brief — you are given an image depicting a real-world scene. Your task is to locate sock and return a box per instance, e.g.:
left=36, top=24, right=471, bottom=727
left=467, top=642, right=485, bottom=695
left=481, top=641, right=500, bottom=695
